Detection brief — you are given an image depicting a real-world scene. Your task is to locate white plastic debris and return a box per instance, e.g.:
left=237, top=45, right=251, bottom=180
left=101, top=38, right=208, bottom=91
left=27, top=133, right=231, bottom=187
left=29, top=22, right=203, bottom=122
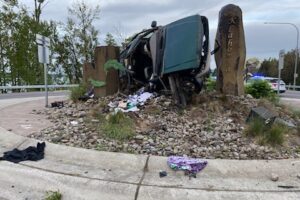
left=70, top=121, right=78, bottom=126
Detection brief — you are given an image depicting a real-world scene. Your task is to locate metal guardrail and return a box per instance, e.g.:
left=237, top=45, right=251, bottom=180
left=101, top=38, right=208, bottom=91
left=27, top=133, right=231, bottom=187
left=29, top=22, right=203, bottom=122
left=286, top=85, right=300, bottom=90
left=0, top=84, right=78, bottom=90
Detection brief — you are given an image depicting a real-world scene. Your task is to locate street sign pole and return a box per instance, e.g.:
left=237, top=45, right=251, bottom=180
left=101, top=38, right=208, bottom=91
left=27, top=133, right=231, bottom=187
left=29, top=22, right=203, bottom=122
left=36, top=34, right=50, bottom=107
left=278, top=49, right=285, bottom=95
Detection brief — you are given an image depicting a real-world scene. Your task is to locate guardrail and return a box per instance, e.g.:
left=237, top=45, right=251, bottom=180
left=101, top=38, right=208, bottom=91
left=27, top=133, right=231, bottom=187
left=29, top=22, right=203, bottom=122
left=286, top=85, right=300, bottom=90
left=0, top=84, right=78, bottom=90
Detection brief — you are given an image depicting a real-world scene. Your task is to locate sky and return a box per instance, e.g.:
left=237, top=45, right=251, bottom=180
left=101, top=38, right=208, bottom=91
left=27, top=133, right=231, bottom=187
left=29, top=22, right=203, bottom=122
left=20, top=0, right=300, bottom=66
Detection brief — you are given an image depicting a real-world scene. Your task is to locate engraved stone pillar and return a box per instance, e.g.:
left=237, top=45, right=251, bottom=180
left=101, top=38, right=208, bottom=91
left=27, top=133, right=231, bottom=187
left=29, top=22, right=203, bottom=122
left=215, top=4, right=246, bottom=95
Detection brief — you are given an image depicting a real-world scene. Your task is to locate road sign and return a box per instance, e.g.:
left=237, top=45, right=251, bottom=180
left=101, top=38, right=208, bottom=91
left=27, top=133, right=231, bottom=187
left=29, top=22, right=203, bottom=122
left=279, top=49, right=285, bottom=70
left=36, top=34, right=50, bottom=64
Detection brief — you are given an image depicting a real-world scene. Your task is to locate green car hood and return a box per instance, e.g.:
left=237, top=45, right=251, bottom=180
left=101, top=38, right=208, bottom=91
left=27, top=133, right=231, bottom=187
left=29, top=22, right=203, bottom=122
left=162, top=15, right=204, bottom=74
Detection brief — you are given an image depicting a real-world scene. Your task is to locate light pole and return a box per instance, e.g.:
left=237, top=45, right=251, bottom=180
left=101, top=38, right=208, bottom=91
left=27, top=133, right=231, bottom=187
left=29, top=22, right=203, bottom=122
left=264, top=22, right=299, bottom=90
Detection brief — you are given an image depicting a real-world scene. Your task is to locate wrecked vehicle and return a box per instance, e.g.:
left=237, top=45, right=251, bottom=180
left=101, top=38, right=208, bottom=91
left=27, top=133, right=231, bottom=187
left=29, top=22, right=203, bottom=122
left=120, top=14, right=210, bottom=106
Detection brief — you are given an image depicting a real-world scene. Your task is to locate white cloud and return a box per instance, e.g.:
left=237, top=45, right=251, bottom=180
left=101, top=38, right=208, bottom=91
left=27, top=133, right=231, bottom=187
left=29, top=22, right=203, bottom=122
left=19, top=0, right=300, bottom=60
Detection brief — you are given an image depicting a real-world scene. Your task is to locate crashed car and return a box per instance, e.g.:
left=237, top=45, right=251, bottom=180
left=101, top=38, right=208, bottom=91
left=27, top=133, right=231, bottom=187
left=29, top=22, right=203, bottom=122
left=120, top=14, right=210, bottom=106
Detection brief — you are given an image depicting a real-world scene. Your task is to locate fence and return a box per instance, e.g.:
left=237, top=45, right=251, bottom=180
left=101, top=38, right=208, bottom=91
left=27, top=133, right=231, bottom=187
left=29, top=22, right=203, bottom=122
left=286, top=85, right=300, bottom=90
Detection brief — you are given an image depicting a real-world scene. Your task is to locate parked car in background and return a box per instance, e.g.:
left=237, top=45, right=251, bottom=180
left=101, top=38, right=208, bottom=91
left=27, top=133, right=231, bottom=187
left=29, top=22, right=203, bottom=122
left=247, top=76, right=286, bottom=93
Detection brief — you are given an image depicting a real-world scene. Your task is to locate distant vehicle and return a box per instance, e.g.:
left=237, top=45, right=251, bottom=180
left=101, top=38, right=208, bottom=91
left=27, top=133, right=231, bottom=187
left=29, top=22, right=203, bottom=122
left=120, top=15, right=210, bottom=106
left=247, top=76, right=286, bottom=93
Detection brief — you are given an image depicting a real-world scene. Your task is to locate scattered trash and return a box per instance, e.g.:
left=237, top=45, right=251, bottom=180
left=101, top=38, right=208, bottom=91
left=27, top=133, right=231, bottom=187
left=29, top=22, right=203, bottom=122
left=20, top=124, right=32, bottom=130
left=78, top=87, right=94, bottom=101
left=70, top=121, right=79, bottom=126
left=271, top=173, right=279, bottom=182
left=159, top=171, right=168, bottom=178
left=51, top=101, right=64, bottom=108
left=167, top=156, right=207, bottom=178
left=108, top=88, right=154, bottom=113
left=0, top=142, right=46, bottom=163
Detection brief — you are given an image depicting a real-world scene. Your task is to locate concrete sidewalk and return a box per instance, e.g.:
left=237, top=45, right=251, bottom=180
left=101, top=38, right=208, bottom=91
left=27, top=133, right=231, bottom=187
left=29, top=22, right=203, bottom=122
left=0, top=127, right=300, bottom=200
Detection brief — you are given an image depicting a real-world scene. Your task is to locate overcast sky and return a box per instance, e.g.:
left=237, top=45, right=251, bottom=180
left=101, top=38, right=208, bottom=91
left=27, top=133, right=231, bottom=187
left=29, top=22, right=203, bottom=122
left=21, top=0, right=300, bottom=65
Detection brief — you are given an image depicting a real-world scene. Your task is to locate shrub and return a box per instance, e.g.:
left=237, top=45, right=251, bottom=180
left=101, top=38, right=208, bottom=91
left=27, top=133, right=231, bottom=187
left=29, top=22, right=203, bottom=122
left=102, top=111, right=134, bottom=140
left=205, top=77, right=216, bottom=92
left=245, top=118, right=286, bottom=146
left=45, top=191, right=62, bottom=200
left=245, top=80, right=273, bottom=98
left=245, top=118, right=265, bottom=137
left=262, top=124, right=285, bottom=146
left=70, top=84, right=87, bottom=102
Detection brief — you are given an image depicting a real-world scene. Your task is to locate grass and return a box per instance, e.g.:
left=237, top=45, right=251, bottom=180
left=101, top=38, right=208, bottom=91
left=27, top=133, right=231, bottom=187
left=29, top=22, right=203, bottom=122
left=70, top=84, right=87, bottom=102
left=245, top=118, right=286, bottom=146
left=45, top=191, right=62, bottom=200
left=102, top=111, right=134, bottom=141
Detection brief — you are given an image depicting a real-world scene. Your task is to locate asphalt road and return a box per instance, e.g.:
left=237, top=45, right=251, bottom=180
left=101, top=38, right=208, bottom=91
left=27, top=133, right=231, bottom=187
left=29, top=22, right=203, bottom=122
left=280, top=90, right=300, bottom=99
left=0, top=90, right=69, bottom=100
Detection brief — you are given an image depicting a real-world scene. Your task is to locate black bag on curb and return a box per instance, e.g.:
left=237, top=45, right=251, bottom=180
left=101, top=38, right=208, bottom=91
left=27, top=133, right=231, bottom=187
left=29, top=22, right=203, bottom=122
left=0, top=142, right=46, bottom=163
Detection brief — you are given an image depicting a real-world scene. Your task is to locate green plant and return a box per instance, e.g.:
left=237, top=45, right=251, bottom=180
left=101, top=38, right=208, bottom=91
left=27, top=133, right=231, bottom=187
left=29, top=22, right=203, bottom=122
left=104, top=59, right=125, bottom=72
left=102, top=111, right=134, bottom=140
left=205, top=77, right=216, bottom=92
left=245, top=118, right=265, bottom=137
left=89, top=78, right=106, bottom=87
left=262, top=124, right=285, bottom=146
left=70, top=84, right=87, bottom=102
left=45, top=191, right=62, bottom=200
left=245, top=80, right=274, bottom=99
left=245, top=118, right=286, bottom=146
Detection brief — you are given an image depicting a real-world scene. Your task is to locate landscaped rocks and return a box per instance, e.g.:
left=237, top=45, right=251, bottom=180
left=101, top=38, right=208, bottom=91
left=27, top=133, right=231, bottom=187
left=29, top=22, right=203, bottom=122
left=31, top=92, right=300, bottom=160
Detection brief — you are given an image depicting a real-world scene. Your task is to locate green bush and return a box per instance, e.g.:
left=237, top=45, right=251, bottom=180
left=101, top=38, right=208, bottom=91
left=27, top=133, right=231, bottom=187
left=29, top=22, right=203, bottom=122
left=245, top=80, right=273, bottom=98
left=45, top=191, right=62, bottom=200
left=205, top=77, right=216, bottom=92
left=102, top=111, right=134, bottom=140
left=70, top=84, right=87, bottom=102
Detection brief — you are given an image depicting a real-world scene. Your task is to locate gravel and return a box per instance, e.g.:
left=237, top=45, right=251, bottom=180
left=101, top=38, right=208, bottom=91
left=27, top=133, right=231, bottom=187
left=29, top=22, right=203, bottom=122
left=31, top=92, right=300, bottom=160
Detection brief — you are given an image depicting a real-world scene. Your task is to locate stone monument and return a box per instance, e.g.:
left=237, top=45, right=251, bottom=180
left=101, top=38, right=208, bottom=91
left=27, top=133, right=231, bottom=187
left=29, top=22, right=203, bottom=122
left=215, top=4, right=246, bottom=95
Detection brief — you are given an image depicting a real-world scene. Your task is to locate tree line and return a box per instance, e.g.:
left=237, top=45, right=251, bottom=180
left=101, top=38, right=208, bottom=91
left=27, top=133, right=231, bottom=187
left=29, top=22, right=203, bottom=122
left=0, top=0, right=117, bottom=90
left=258, top=50, right=300, bottom=85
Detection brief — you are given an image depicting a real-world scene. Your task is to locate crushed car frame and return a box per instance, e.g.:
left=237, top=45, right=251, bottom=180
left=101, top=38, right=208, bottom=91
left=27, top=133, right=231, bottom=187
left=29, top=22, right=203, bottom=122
left=120, top=14, right=210, bottom=106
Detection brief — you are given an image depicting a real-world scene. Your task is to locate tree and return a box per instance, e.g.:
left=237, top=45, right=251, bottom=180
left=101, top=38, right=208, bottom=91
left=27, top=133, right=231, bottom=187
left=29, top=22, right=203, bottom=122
left=259, top=50, right=300, bottom=85
left=246, top=57, right=260, bottom=74
left=0, top=0, right=57, bottom=89
left=53, top=1, right=100, bottom=83
left=104, top=33, right=117, bottom=46
left=259, top=58, right=278, bottom=78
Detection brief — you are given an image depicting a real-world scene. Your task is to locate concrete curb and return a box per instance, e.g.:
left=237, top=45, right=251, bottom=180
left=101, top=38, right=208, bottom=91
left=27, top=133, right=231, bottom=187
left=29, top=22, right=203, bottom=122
left=0, top=127, right=300, bottom=200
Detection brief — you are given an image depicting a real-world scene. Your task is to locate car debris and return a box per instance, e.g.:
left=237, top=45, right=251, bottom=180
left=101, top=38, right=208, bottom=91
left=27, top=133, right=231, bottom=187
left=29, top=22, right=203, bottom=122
left=167, top=156, right=208, bottom=178
left=120, top=14, right=210, bottom=107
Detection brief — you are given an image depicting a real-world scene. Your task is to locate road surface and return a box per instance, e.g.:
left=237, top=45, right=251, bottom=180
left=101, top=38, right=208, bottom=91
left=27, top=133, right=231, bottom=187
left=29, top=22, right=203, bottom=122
left=280, top=90, right=300, bottom=99
left=0, top=90, right=69, bottom=100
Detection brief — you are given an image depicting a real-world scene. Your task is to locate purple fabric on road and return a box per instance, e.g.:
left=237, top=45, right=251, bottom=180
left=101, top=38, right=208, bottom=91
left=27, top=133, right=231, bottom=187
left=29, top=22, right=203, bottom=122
left=167, top=156, right=208, bottom=174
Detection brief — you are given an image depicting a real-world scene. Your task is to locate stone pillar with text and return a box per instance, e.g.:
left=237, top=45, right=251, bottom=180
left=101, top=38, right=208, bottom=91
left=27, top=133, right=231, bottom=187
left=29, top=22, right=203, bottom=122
left=215, top=4, right=246, bottom=96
